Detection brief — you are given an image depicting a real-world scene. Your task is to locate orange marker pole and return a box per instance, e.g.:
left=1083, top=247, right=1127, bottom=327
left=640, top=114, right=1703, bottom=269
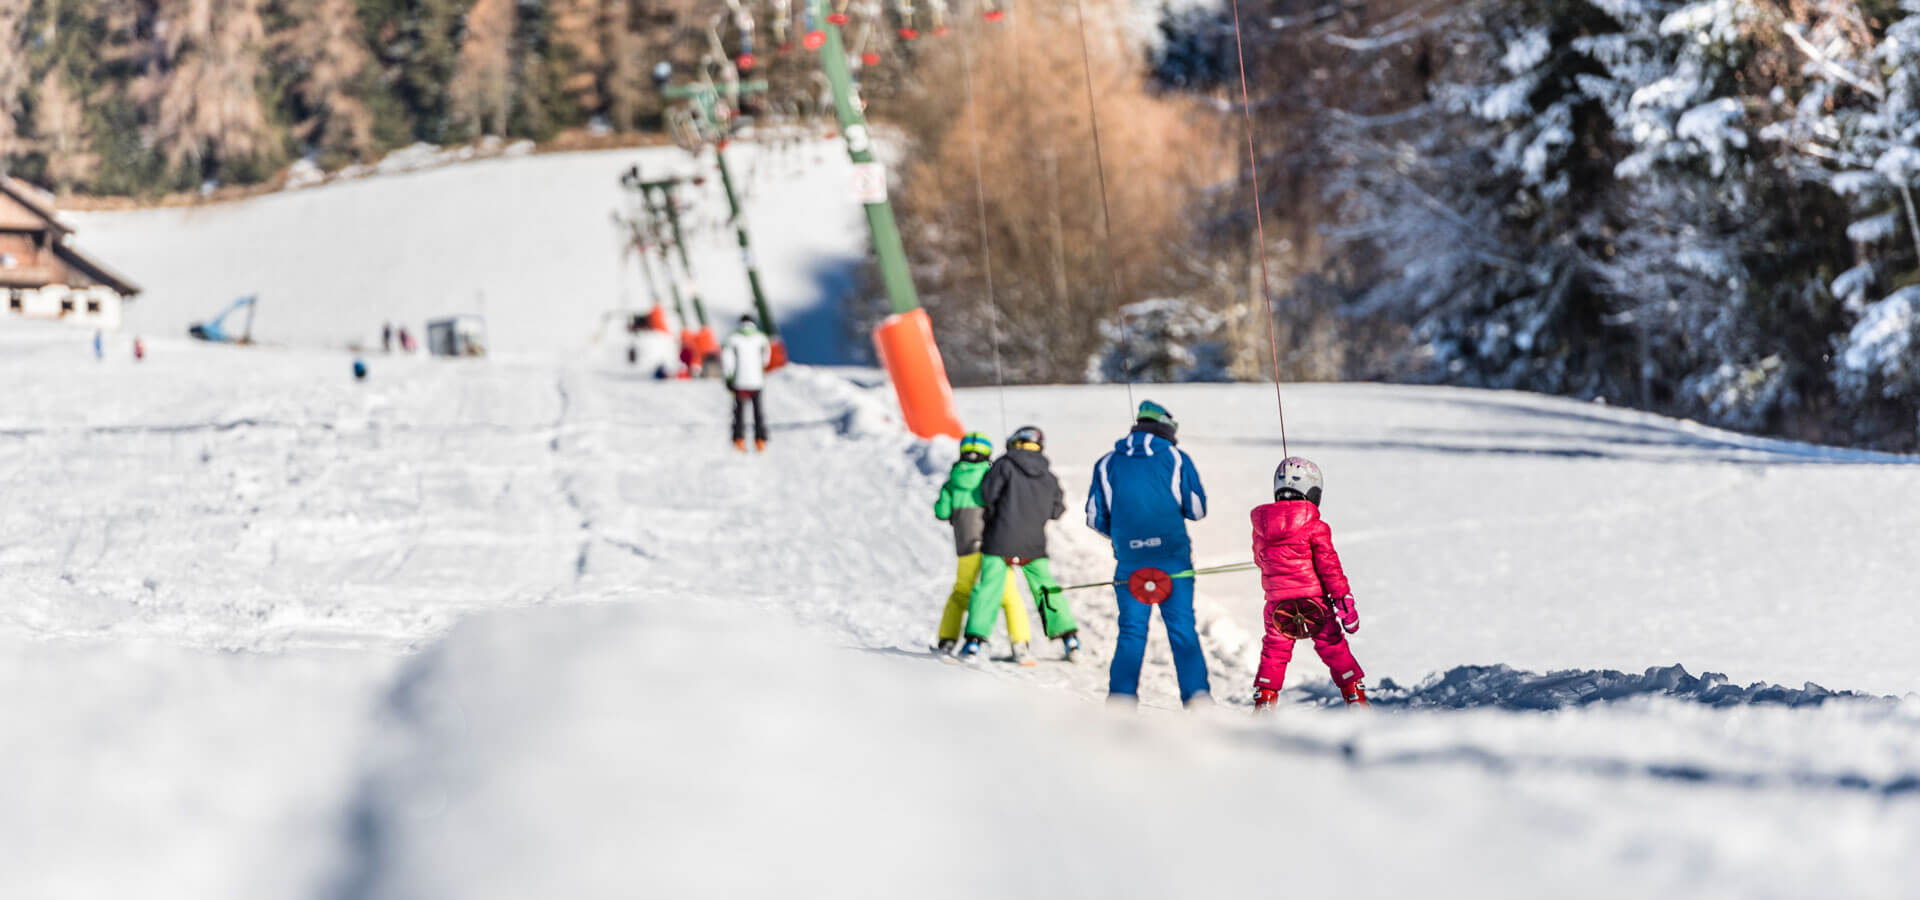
left=815, top=0, right=964, bottom=439
left=874, top=309, right=965, bottom=439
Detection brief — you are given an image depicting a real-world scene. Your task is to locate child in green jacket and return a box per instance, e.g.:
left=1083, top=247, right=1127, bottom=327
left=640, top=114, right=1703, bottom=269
left=933, top=433, right=1034, bottom=664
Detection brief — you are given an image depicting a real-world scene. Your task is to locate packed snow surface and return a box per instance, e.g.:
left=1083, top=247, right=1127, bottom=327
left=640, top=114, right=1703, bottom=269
left=70, top=139, right=866, bottom=363
left=8, top=148, right=1920, bottom=898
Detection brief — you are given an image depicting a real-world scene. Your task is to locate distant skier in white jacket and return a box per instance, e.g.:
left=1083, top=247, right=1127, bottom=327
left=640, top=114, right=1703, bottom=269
left=722, top=315, right=774, bottom=453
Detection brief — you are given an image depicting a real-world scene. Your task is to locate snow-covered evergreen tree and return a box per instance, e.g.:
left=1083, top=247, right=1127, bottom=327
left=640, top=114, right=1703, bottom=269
left=1086, top=298, right=1234, bottom=384
left=1314, top=0, right=1920, bottom=446
left=1764, top=2, right=1920, bottom=417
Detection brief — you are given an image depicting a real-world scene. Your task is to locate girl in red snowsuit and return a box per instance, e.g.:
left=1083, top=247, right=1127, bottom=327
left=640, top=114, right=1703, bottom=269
left=1251, top=457, right=1367, bottom=710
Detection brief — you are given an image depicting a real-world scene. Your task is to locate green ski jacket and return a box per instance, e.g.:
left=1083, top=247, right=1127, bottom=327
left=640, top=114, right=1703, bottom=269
left=935, top=459, right=992, bottom=556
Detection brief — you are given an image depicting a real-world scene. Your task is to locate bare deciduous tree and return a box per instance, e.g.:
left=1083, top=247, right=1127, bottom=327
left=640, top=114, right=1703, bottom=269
left=278, top=0, right=377, bottom=163
left=552, top=0, right=609, bottom=117
left=604, top=17, right=646, bottom=131
left=34, top=68, right=97, bottom=192
left=451, top=0, right=516, bottom=137
left=0, top=0, right=28, bottom=165
left=890, top=6, right=1229, bottom=384
left=151, top=0, right=275, bottom=174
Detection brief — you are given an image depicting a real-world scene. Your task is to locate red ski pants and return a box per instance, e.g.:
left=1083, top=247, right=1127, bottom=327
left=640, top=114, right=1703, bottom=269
left=1255, top=597, right=1363, bottom=692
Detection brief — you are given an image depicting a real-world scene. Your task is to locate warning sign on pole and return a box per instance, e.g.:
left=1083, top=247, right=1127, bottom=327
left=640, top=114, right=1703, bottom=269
left=850, top=162, right=888, bottom=205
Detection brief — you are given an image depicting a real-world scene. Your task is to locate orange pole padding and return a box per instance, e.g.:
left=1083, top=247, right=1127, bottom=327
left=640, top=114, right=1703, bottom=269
left=648, top=307, right=670, bottom=332
left=767, top=338, right=790, bottom=372
left=689, top=326, right=720, bottom=361
left=872, top=308, right=965, bottom=440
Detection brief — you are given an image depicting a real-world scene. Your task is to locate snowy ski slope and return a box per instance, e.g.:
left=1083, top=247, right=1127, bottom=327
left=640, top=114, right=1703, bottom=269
left=6, top=147, right=1920, bottom=898
left=70, top=139, right=866, bottom=362
left=960, top=382, right=1920, bottom=694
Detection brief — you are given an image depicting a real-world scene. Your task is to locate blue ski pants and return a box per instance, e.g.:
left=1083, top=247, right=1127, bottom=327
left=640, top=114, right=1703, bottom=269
left=1108, top=555, right=1211, bottom=704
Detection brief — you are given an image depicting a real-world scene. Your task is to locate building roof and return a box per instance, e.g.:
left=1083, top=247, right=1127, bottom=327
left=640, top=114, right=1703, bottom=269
left=0, top=177, right=71, bottom=234
left=0, top=175, right=139, bottom=297
left=52, top=240, right=142, bottom=297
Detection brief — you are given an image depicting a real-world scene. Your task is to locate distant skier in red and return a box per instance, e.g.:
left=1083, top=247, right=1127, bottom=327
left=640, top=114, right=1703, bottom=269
left=1250, top=457, right=1368, bottom=710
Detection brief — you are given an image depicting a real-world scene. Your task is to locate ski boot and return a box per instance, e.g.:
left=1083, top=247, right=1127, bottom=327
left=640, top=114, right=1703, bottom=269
left=1342, top=680, right=1370, bottom=708
left=1010, top=641, right=1036, bottom=668
left=1060, top=631, right=1081, bottom=662
left=955, top=636, right=986, bottom=662
left=754, top=438, right=767, bottom=453
left=1253, top=688, right=1280, bottom=713
left=931, top=638, right=957, bottom=657
left=733, top=438, right=747, bottom=453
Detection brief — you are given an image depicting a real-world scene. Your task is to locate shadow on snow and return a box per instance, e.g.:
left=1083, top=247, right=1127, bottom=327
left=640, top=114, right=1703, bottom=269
left=1306, top=662, right=1879, bottom=711
left=1261, top=664, right=1920, bottom=798
left=775, top=254, right=868, bottom=368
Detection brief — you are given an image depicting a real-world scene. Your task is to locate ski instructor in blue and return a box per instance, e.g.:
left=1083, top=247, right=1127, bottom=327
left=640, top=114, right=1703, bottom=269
left=1086, top=400, right=1212, bottom=707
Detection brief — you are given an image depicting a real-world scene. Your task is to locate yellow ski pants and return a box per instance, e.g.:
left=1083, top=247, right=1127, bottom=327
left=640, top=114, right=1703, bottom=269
left=938, top=553, right=1031, bottom=643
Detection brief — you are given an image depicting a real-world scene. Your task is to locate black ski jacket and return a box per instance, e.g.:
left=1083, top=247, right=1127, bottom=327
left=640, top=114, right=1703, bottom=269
left=979, top=448, right=1066, bottom=560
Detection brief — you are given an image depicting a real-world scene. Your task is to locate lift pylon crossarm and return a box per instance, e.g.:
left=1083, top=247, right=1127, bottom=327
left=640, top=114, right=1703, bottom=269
left=653, top=61, right=780, bottom=342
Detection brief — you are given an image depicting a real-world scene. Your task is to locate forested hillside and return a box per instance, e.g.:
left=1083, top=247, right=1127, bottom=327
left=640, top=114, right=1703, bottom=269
left=1260, top=0, right=1920, bottom=449
left=1278, top=0, right=1920, bottom=449
left=7, top=0, right=1920, bottom=450
left=0, top=0, right=760, bottom=195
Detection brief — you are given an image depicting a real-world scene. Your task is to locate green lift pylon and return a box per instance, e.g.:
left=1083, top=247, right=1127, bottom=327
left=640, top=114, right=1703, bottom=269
left=660, top=80, right=779, bottom=340
left=617, top=204, right=687, bottom=329
left=808, top=0, right=918, bottom=316
left=804, top=0, right=964, bottom=438
left=642, top=178, right=709, bottom=331
left=623, top=167, right=709, bottom=332
left=712, top=143, right=777, bottom=338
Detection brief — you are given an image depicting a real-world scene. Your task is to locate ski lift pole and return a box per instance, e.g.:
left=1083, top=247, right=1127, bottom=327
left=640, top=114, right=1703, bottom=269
left=810, top=0, right=915, bottom=317
left=642, top=178, right=711, bottom=330
left=623, top=166, right=707, bottom=332
left=711, top=141, right=779, bottom=340
left=627, top=214, right=683, bottom=327
left=653, top=236, right=692, bottom=328
left=660, top=75, right=777, bottom=342
left=644, top=246, right=686, bottom=329
left=635, top=199, right=690, bottom=329
left=808, top=0, right=964, bottom=439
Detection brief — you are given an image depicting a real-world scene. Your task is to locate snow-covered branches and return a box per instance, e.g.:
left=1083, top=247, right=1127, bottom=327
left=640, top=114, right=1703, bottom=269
left=1836, top=286, right=1920, bottom=399
left=1086, top=299, right=1234, bottom=384
left=1300, top=0, right=1920, bottom=447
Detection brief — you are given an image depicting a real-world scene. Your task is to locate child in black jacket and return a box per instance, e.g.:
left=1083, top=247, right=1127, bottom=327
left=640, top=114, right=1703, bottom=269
left=960, top=425, right=1082, bottom=661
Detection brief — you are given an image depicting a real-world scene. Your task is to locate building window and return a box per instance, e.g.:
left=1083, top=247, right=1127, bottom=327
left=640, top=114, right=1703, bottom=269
left=0, top=252, right=16, bottom=269
left=86, top=297, right=102, bottom=314
left=59, top=296, right=74, bottom=315
left=7, top=290, right=20, bottom=312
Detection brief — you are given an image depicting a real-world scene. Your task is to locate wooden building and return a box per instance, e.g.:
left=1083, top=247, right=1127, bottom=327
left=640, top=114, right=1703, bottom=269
left=1, top=176, right=141, bottom=329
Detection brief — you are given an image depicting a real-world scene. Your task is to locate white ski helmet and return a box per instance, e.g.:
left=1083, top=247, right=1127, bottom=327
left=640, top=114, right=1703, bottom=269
left=1274, top=457, right=1324, bottom=504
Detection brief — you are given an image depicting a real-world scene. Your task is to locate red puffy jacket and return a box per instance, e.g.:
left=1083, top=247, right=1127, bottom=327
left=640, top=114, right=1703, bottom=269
left=1251, top=500, right=1351, bottom=603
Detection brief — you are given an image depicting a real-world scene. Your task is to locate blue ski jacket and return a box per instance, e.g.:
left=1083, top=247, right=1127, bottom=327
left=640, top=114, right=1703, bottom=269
left=1086, top=428, right=1207, bottom=562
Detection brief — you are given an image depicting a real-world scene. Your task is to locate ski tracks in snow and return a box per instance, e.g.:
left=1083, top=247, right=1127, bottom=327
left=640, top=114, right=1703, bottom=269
left=9, top=332, right=1920, bottom=898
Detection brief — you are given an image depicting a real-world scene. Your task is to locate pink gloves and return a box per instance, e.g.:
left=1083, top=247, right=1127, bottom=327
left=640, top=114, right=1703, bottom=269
left=1329, top=594, right=1359, bottom=633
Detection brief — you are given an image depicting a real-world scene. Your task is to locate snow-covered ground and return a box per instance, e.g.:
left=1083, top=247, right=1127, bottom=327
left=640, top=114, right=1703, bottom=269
left=8, top=147, right=1920, bottom=898
left=961, top=382, right=1920, bottom=694
left=70, top=138, right=864, bottom=363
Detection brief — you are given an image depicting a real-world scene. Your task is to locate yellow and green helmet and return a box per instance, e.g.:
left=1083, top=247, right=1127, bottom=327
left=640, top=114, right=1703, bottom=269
left=959, top=432, right=995, bottom=461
